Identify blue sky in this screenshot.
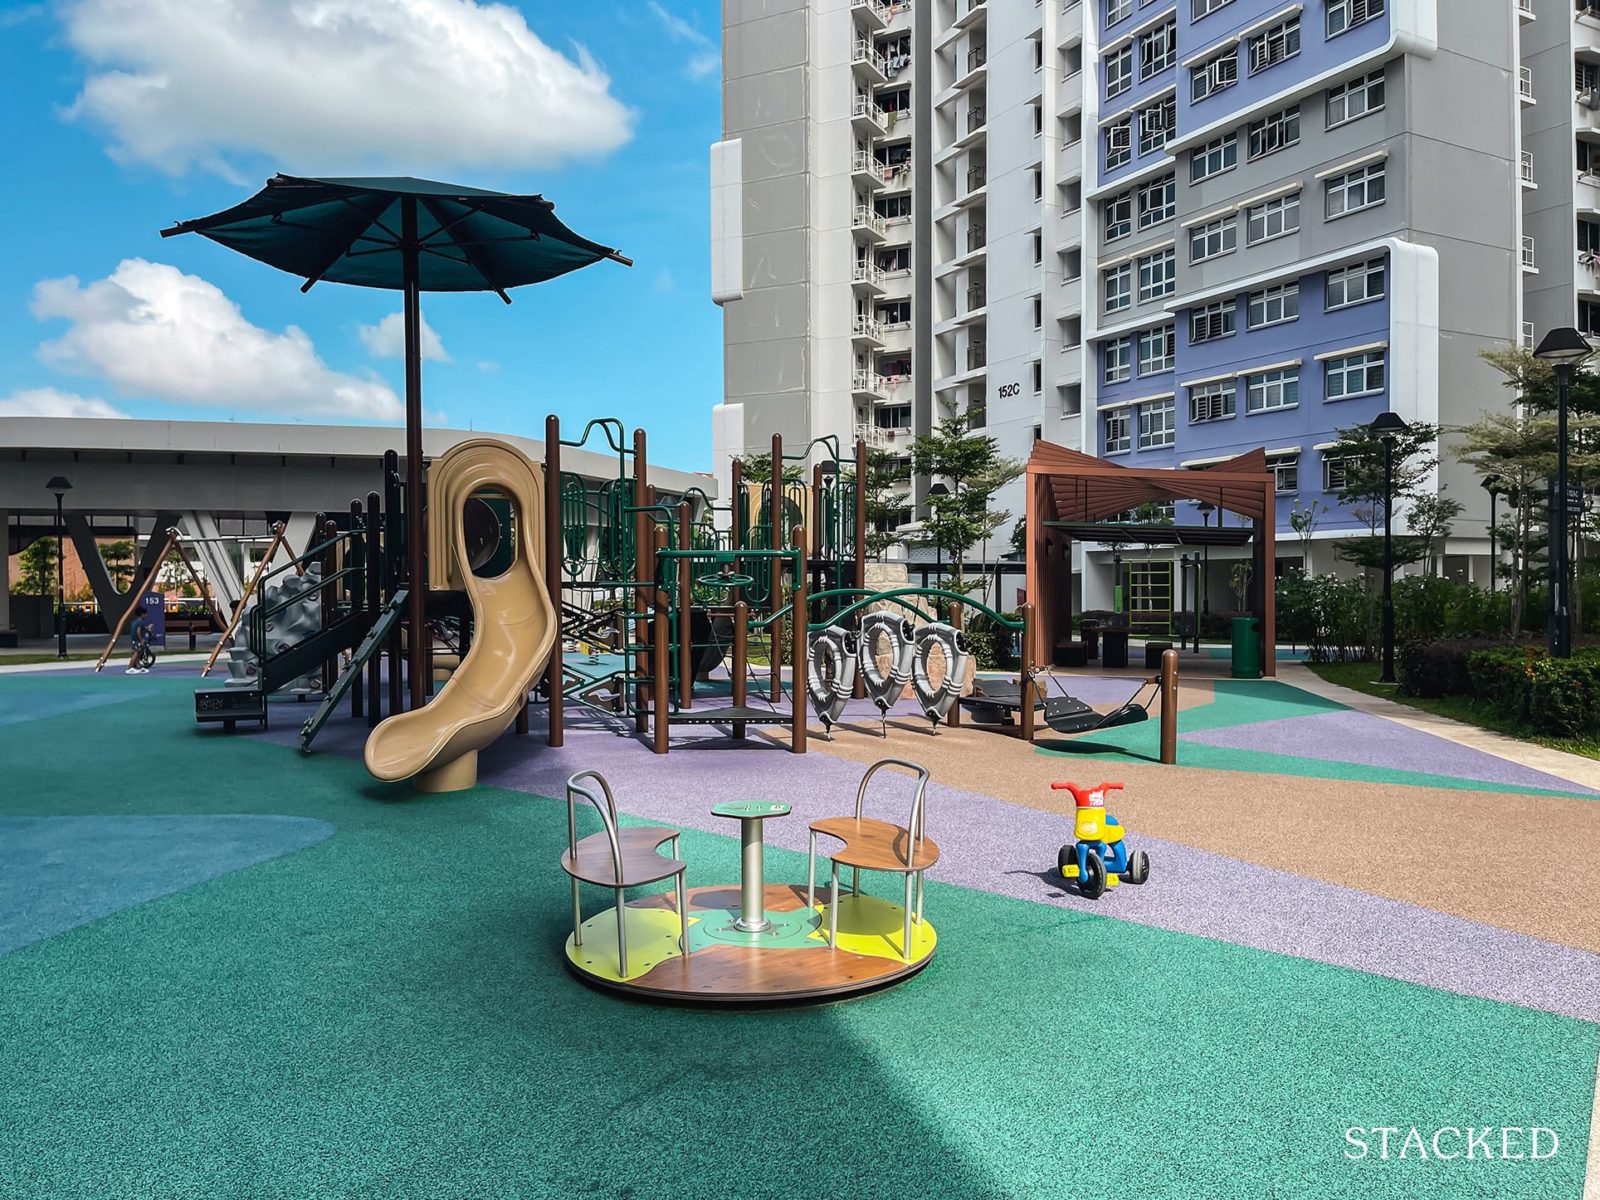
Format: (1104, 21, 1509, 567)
(0, 0, 724, 470)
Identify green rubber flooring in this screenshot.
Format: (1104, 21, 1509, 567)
(0, 673, 1594, 1198)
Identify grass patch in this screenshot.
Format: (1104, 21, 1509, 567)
(1305, 659, 1600, 761)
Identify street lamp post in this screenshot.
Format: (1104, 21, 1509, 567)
(1369, 412, 1409, 684)
(1534, 328, 1594, 658)
(45, 476, 72, 660)
(1480, 474, 1501, 594)
(1195, 503, 1213, 642)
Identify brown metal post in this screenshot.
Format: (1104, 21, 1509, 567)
(675, 501, 694, 709)
(1159, 648, 1179, 764)
(350, 500, 364, 720)
(653, 527, 670, 755)
(203, 521, 286, 675)
(854, 437, 867, 700)
(810, 463, 824, 597)
(516, 696, 530, 735)
(1019, 603, 1036, 743)
(633, 429, 650, 734)
(545, 414, 564, 746)
(319, 519, 337, 694)
(731, 455, 746, 608)
(770, 433, 783, 702)
(791, 543, 807, 754)
(732, 601, 749, 740)
(365, 491, 383, 726)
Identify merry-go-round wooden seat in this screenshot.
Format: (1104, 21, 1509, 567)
(561, 826, 685, 888)
(806, 758, 936, 960)
(808, 816, 940, 874)
(562, 771, 688, 980)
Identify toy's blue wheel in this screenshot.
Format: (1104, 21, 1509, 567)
(1080, 850, 1106, 900)
(1126, 849, 1150, 885)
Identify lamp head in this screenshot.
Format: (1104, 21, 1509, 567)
(1533, 327, 1595, 369)
(45, 475, 72, 498)
(1481, 474, 1502, 494)
(927, 482, 950, 497)
(1368, 411, 1409, 444)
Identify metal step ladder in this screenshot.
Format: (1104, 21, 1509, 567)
(298, 588, 408, 754)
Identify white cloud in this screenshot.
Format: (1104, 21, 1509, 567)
(59, 0, 635, 178)
(0, 388, 127, 419)
(359, 311, 450, 362)
(647, 2, 719, 80)
(31, 259, 403, 422)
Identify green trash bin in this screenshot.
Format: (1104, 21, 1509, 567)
(1231, 616, 1262, 679)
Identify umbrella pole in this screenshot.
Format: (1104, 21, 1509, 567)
(402, 196, 427, 712)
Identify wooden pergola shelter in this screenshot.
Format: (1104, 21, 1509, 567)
(1024, 441, 1278, 677)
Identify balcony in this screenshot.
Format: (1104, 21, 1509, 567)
(1580, 250, 1600, 296)
(967, 342, 987, 371)
(1523, 234, 1537, 270)
(1522, 150, 1536, 186)
(1522, 320, 1536, 350)
(851, 0, 890, 32)
(852, 260, 887, 293)
(852, 204, 888, 241)
(966, 283, 988, 311)
(955, 0, 987, 31)
(956, 45, 987, 91)
(856, 423, 912, 451)
(852, 369, 888, 400)
(967, 223, 987, 253)
(1517, 0, 1533, 16)
(882, 106, 912, 139)
(1519, 66, 1535, 104)
(1580, 0, 1600, 23)
(852, 39, 888, 84)
(852, 93, 887, 135)
(964, 163, 987, 196)
(968, 104, 987, 134)
(852, 314, 886, 345)
(852, 149, 888, 189)
(879, 158, 913, 191)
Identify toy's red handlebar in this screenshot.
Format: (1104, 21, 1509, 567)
(1050, 781, 1123, 803)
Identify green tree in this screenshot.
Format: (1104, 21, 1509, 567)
(731, 451, 806, 484)
(15, 537, 57, 595)
(1405, 491, 1464, 576)
(857, 450, 907, 560)
(909, 416, 1024, 596)
(99, 539, 135, 590)
(1289, 497, 1327, 575)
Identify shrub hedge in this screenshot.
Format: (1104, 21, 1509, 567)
(1464, 646, 1600, 739)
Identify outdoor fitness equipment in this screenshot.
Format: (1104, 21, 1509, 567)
(1051, 781, 1150, 900)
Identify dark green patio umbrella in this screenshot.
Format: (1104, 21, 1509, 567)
(162, 174, 630, 709)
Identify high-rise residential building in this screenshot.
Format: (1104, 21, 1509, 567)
(715, 0, 1531, 605)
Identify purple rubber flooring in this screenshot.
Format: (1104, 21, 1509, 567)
(1185, 708, 1600, 796)
(280, 702, 1600, 1024)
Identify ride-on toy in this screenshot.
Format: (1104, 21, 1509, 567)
(1052, 781, 1150, 899)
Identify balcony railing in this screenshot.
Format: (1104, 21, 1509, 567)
(853, 261, 885, 287)
(1518, 65, 1534, 101)
(852, 149, 882, 175)
(968, 104, 987, 133)
(968, 45, 988, 73)
(966, 0, 987, 13)
(1522, 150, 1535, 184)
(967, 283, 987, 310)
(852, 40, 887, 76)
(967, 342, 987, 370)
(852, 205, 888, 236)
(967, 224, 987, 252)
(1522, 234, 1537, 269)
(852, 94, 887, 129)
(883, 106, 911, 135)
(853, 314, 885, 340)
(851, 0, 890, 23)
(852, 369, 888, 396)
(855, 423, 909, 450)
(966, 164, 987, 192)
(1523, 320, 1536, 350)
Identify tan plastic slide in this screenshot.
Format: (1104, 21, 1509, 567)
(364, 438, 556, 792)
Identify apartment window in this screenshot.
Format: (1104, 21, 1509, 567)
(1328, 0, 1384, 38)
(878, 194, 913, 219)
(1138, 397, 1176, 448)
(1190, 47, 1239, 102)
(1581, 298, 1600, 337)
(1582, 61, 1600, 99)
(1267, 453, 1299, 494)
(1189, 381, 1236, 422)
(1192, 0, 1233, 17)
(1105, 410, 1132, 454)
(1246, 367, 1299, 412)
(1189, 300, 1235, 343)
(1104, 336, 1133, 383)
(1326, 161, 1386, 218)
(878, 246, 911, 272)
(1248, 16, 1300, 73)
(1327, 70, 1385, 127)
(1105, 192, 1134, 241)
(1326, 257, 1385, 308)
(1105, 263, 1133, 312)
(1141, 20, 1177, 79)
(1106, 119, 1132, 170)
(1062, 384, 1083, 415)
(1106, 0, 1133, 25)
(1033, 231, 1043, 265)
(1323, 455, 1350, 491)
(1031, 362, 1044, 395)
(1580, 218, 1600, 256)
(1139, 97, 1176, 155)
(1106, 46, 1134, 98)
(1034, 167, 1043, 200)
(1033, 295, 1043, 329)
(878, 300, 912, 325)
(1248, 106, 1300, 160)
(1325, 350, 1386, 400)
(1189, 216, 1236, 263)
(1191, 135, 1237, 182)
(1138, 247, 1176, 302)
(1139, 174, 1176, 227)
(1246, 193, 1300, 244)
(1248, 283, 1300, 328)
(1138, 324, 1176, 375)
